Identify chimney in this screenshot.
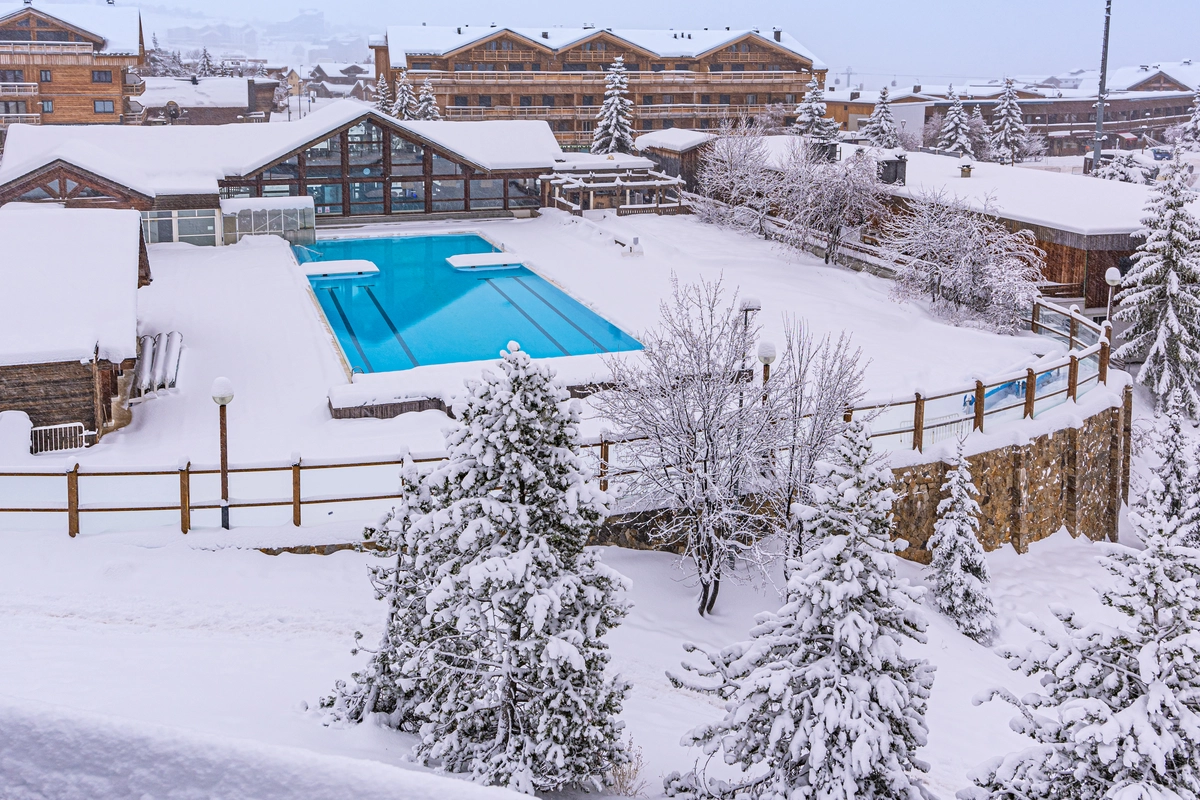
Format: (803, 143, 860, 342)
(913, 84, 921, 93)
(773, 28, 781, 42)
(960, 164, 974, 178)
(456, 27, 461, 34)
(542, 31, 549, 39)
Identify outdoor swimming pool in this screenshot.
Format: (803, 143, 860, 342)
(296, 235, 642, 373)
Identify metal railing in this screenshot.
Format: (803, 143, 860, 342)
(0, 301, 1118, 537)
(30, 423, 93, 455)
(0, 82, 37, 96)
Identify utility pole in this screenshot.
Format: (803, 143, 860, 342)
(843, 66, 854, 90)
(1091, 0, 1113, 174)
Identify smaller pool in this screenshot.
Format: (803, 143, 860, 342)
(296, 235, 642, 373)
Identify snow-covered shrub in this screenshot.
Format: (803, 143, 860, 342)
(1094, 152, 1153, 184)
(884, 190, 1043, 333)
(665, 421, 935, 800)
(862, 87, 900, 148)
(922, 111, 945, 148)
(693, 116, 781, 236)
(778, 148, 885, 265)
(938, 86, 974, 157)
(963, 531, 1200, 800)
(592, 57, 635, 154)
(928, 442, 996, 643)
(328, 346, 630, 794)
(1114, 152, 1200, 415)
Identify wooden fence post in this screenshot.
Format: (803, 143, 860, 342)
(974, 380, 986, 431)
(179, 461, 190, 534)
(843, 407, 853, 423)
(1099, 340, 1110, 384)
(1024, 368, 1037, 419)
(1122, 384, 1133, 503)
(1030, 301, 1041, 334)
(291, 454, 302, 527)
(1068, 314, 1078, 351)
(912, 393, 925, 452)
(1068, 355, 1079, 401)
(598, 439, 610, 493)
(67, 463, 79, 538)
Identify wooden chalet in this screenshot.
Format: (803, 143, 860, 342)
(633, 128, 716, 190)
(0, 101, 568, 240)
(0, 204, 148, 452)
(0, 0, 146, 137)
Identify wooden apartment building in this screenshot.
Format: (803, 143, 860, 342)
(0, 0, 146, 142)
(370, 25, 827, 146)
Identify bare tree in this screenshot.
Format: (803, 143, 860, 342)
(883, 190, 1044, 333)
(776, 148, 885, 265)
(922, 111, 945, 148)
(594, 277, 782, 616)
(694, 117, 780, 236)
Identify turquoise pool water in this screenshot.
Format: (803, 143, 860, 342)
(296, 235, 642, 373)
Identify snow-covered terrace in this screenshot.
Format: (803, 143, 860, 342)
(140, 77, 263, 110)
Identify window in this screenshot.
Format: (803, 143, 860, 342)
(306, 183, 343, 215)
(92, 70, 113, 83)
(346, 122, 384, 178)
(453, 95, 469, 106)
(746, 94, 757, 104)
(698, 119, 711, 129)
(36, 30, 66, 41)
(0, 26, 30, 41)
(469, 178, 504, 210)
(93, 99, 115, 113)
(39, 69, 50, 82)
(508, 63, 524, 71)
(731, 64, 745, 72)
(542, 95, 555, 107)
(0, 100, 25, 114)
(0, 69, 23, 82)
(261, 183, 299, 197)
(784, 93, 795, 104)
(663, 120, 675, 129)
(700, 94, 711, 104)
(719, 94, 731, 105)
(262, 155, 299, 180)
(582, 95, 595, 106)
(349, 181, 384, 215)
(431, 179, 464, 212)
(177, 209, 218, 246)
(642, 95, 654, 105)
(709, 64, 724, 72)
(642, 119, 654, 130)
(652, 64, 665, 72)
(580, 120, 594, 132)
(454, 63, 472, 71)
(564, 63, 586, 72)
(390, 136, 424, 176)
(675, 63, 690, 70)
(478, 95, 492, 107)
(431, 153, 462, 175)
(519, 95, 532, 107)
(39, 99, 52, 113)
(305, 134, 342, 178)
(411, 62, 431, 70)
(508, 178, 539, 208)
(390, 181, 425, 213)
(531, 63, 541, 71)
(625, 63, 639, 71)
(662, 94, 674, 104)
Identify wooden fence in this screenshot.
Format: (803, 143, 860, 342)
(0, 300, 1115, 537)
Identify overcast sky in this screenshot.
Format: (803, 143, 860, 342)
(137, 0, 1200, 86)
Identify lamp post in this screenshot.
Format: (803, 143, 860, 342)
(1104, 266, 1122, 323)
(757, 341, 776, 404)
(211, 377, 234, 530)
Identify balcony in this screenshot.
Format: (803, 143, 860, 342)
(420, 69, 809, 86)
(445, 103, 777, 122)
(0, 112, 40, 127)
(123, 75, 146, 96)
(0, 82, 37, 96)
(0, 41, 94, 56)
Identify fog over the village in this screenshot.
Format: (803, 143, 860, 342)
(134, 0, 1200, 85)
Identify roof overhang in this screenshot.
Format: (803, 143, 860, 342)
(0, 7, 105, 49)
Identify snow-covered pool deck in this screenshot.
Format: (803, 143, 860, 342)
(0, 209, 1052, 478)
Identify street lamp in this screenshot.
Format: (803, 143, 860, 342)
(757, 341, 776, 404)
(211, 377, 234, 530)
(1104, 266, 1122, 323)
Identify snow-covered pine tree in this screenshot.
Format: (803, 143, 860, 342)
(373, 72, 394, 116)
(968, 105, 993, 161)
(1113, 153, 1200, 415)
(792, 78, 841, 143)
(665, 420, 935, 800)
(938, 85, 974, 157)
(927, 441, 996, 644)
(1093, 151, 1152, 184)
(398, 344, 630, 794)
(989, 78, 1027, 164)
(255, 62, 268, 78)
(196, 47, 216, 77)
(1177, 90, 1200, 151)
(416, 77, 442, 121)
(964, 531, 1200, 800)
(862, 86, 900, 148)
(592, 57, 634, 154)
(392, 73, 417, 120)
(1136, 397, 1195, 548)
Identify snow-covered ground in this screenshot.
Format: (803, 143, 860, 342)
(0, 523, 1133, 798)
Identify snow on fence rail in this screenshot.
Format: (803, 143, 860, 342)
(0, 301, 1114, 536)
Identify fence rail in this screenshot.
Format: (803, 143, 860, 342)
(0, 301, 1115, 536)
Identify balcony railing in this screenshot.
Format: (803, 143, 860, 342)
(444, 102, 776, 121)
(0, 113, 40, 126)
(123, 76, 146, 96)
(419, 69, 810, 86)
(0, 82, 37, 96)
(0, 41, 93, 56)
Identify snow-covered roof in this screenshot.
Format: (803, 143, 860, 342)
(634, 128, 716, 153)
(0, 101, 565, 197)
(141, 77, 255, 110)
(310, 62, 369, 78)
(879, 148, 1181, 237)
(1049, 61, 1200, 94)
(550, 152, 657, 171)
(0, 204, 141, 366)
(382, 25, 824, 71)
(0, 1, 142, 55)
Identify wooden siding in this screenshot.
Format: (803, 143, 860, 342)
(0, 161, 154, 209)
(0, 359, 111, 430)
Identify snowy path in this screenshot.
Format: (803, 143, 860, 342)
(0, 527, 1121, 798)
